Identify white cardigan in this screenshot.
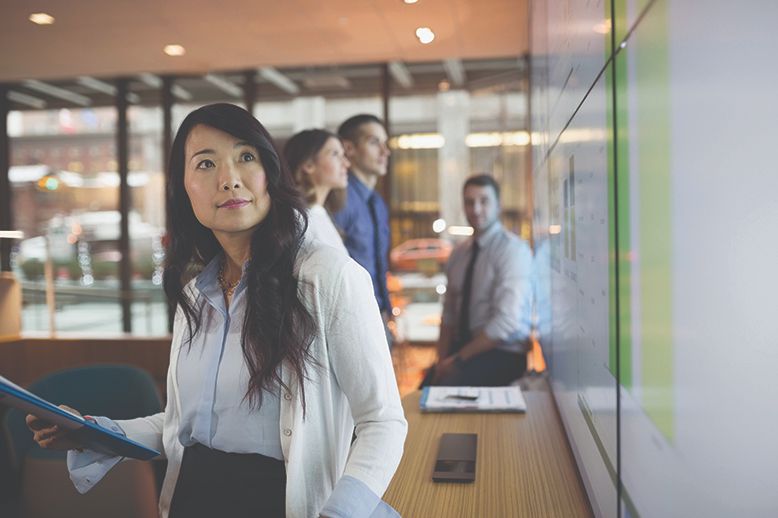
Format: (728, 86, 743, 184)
(117, 243, 407, 518)
(306, 204, 347, 254)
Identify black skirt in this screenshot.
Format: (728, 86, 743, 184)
(168, 443, 286, 518)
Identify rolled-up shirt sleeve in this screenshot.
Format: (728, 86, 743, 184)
(320, 475, 399, 518)
(482, 240, 533, 342)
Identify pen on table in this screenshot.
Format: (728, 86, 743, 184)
(445, 394, 479, 401)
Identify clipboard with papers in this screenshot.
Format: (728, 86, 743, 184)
(0, 374, 159, 460)
(420, 385, 527, 413)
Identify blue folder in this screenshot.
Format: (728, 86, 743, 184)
(0, 374, 159, 460)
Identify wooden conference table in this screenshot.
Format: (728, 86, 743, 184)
(383, 380, 592, 517)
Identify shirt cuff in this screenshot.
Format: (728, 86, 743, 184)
(66, 416, 126, 494)
(319, 475, 400, 518)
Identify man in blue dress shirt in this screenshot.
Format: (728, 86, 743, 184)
(333, 114, 393, 326)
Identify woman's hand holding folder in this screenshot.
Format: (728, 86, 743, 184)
(26, 405, 85, 451)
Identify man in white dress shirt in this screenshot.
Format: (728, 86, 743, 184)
(431, 174, 533, 386)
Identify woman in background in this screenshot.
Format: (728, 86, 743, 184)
(284, 129, 349, 252)
(27, 103, 406, 518)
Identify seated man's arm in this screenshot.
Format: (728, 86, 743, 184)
(456, 241, 533, 361)
(435, 324, 456, 370)
(453, 331, 502, 362)
(436, 324, 454, 360)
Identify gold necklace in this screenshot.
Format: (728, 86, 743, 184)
(218, 263, 240, 297)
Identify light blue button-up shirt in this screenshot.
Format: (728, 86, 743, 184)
(176, 256, 282, 458)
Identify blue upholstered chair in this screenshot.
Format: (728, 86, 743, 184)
(2, 364, 163, 518)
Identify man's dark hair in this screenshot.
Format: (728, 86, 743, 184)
(337, 114, 384, 142)
(463, 173, 501, 201)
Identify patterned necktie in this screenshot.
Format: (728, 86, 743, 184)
(455, 240, 480, 351)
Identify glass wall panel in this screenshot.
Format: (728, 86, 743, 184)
(6, 58, 529, 350)
(128, 105, 167, 335)
(10, 106, 122, 333)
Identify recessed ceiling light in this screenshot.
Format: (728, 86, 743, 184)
(164, 44, 186, 56)
(404, 0, 419, 4)
(29, 13, 55, 25)
(415, 27, 435, 44)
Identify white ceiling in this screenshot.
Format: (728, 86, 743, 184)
(0, 0, 528, 82)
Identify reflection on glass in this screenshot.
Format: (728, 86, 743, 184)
(10, 107, 123, 334)
(128, 105, 168, 336)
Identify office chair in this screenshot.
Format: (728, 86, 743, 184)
(2, 364, 163, 518)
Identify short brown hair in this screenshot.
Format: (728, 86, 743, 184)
(463, 173, 500, 201)
(337, 114, 384, 143)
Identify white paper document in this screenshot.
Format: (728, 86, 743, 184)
(420, 385, 527, 413)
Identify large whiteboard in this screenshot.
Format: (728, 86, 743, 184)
(530, 0, 778, 516)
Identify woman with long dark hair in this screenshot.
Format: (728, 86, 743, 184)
(284, 128, 349, 252)
(26, 103, 407, 518)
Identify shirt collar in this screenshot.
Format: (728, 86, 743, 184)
(194, 253, 249, 314)
(473, 220, 503, 249)
(194, 255, 223, 311)
(195, 254, 221, 291)
(348, 172, 374, 202)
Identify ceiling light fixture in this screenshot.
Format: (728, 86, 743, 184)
(204, 74, 242, 97)
(443, 58, 465, 86)
(258, 67, 300, 95)
(22, 79, 91, 106)
(388, 61, 414, 88)
(164, 44, 186, 57)
(171, 85, 193, 101)
(448, 226, 474, 236)
(29, 13, 55, 25)
(415, 27, 435, 44)
(138, 73, 190, 100)
(404, 0, 419, 4)
(138, 73, 163, 88)
(392, 133, 445, 150)
(8, 90, 47, 109)
(77, 76, 116, 96)
(76, 76, 140, 104)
